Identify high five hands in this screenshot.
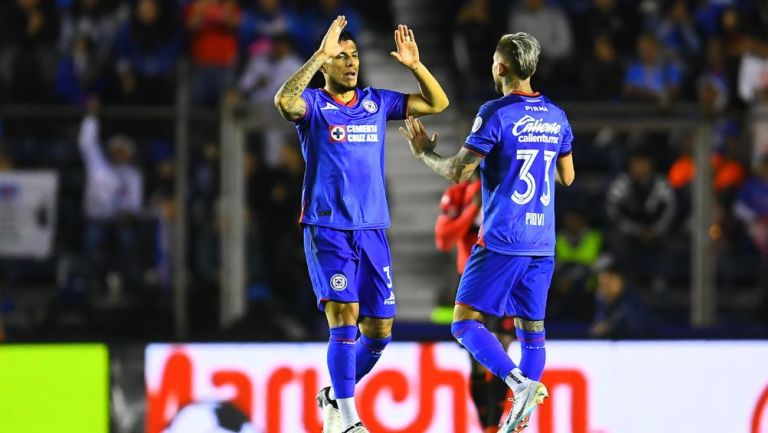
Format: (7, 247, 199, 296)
(390, 24, 421, 70)
(399, 116, 438, 158)
(321, 19, 421, 71)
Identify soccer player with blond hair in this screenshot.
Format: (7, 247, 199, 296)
(400, 32, 575, 432)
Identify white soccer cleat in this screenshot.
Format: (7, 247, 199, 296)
(498, 380, 548, 433)
(512, 414, 531, 432)
(316, 387, 342, 433)
(341, 422, 369, 433)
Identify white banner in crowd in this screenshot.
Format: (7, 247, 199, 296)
(0, 171, 58, 258)
(146, 342, 768, 433)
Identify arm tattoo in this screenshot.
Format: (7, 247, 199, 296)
(420, 150, 481, 183)
(515, 318, 545, 332)
(275, 52, 327, 118)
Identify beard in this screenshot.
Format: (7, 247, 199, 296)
(328, 76, 357, 92)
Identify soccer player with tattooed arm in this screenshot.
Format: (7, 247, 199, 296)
(273, 16, 448, 433)
(399, 32, 575, 432)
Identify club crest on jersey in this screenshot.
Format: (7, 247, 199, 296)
(362, 100, 378, 113)
(329, 125, 346, 142)
(330, 273, 347, 291)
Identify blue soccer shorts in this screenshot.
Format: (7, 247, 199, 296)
(303, 225, 396, 319)
(456, 245, 554, 320)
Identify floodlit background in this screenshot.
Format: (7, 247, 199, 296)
(0, 0, 767, 432)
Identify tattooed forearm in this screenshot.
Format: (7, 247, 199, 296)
(274, 52, 328, 120)
(515, 318, 545, 332)
(420, 149, 481, 183)
(279, 53, 326, 99)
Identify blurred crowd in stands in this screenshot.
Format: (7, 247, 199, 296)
(0, 0, 767, 342)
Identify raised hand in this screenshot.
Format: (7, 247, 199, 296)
(390, 24, 421, 70)
(318, 16, 348, 57)
(399, 116, 437, 158)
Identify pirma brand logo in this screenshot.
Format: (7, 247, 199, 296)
(384, 291, 395, 305)
(330, 274, 347, 291)
(329, 125, 346, 142)
(362, 100, 378, 113)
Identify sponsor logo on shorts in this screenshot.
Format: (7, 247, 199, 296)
(330, 274, 347, 291)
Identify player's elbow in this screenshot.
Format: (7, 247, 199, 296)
(420, 99, 449, 116)
(433, 98, 449, 114)
(560, 172, 575, 187)
(273, 93, 287, 111)
(274, 96, 301, 121)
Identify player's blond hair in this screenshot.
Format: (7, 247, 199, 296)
(496, 32, 540, 80)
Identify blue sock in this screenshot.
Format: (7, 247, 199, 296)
(328, 325, 357, 399)
(452, 320, 517, 380)
(355, 334, 391, 382)
(516, 327, 546, 381)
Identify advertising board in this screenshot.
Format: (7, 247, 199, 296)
(145, 342, 768, 433)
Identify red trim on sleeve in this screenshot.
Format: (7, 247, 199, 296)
(463, 145, 487, 158)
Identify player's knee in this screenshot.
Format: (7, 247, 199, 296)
(324, 302, 359, 327)
(359, 317, 393, 339)
(453, 304, 484, 322)
(514, 318, 545, 332)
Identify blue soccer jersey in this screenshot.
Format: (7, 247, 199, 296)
(464, 91, 573, 256)
(294, 87, 408, 229)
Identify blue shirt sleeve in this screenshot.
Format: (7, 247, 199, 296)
(378, 89, 408, 121)
(464, 104, 502, 157)
(293, 88, 318, 125)
(560, 113, 573, 157)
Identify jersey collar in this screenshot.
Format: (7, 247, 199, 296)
(321, 88, 359, 107)
(506, 90, 540, 97)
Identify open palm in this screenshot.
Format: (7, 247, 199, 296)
(390, 25, 420, 69)
(399, 116, 437, 158)
(319, 16, 347, 57)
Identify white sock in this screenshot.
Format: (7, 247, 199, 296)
(504, 368, 530, 396)
(328, 387, 336, 401)
(337, 397, 361, 429)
